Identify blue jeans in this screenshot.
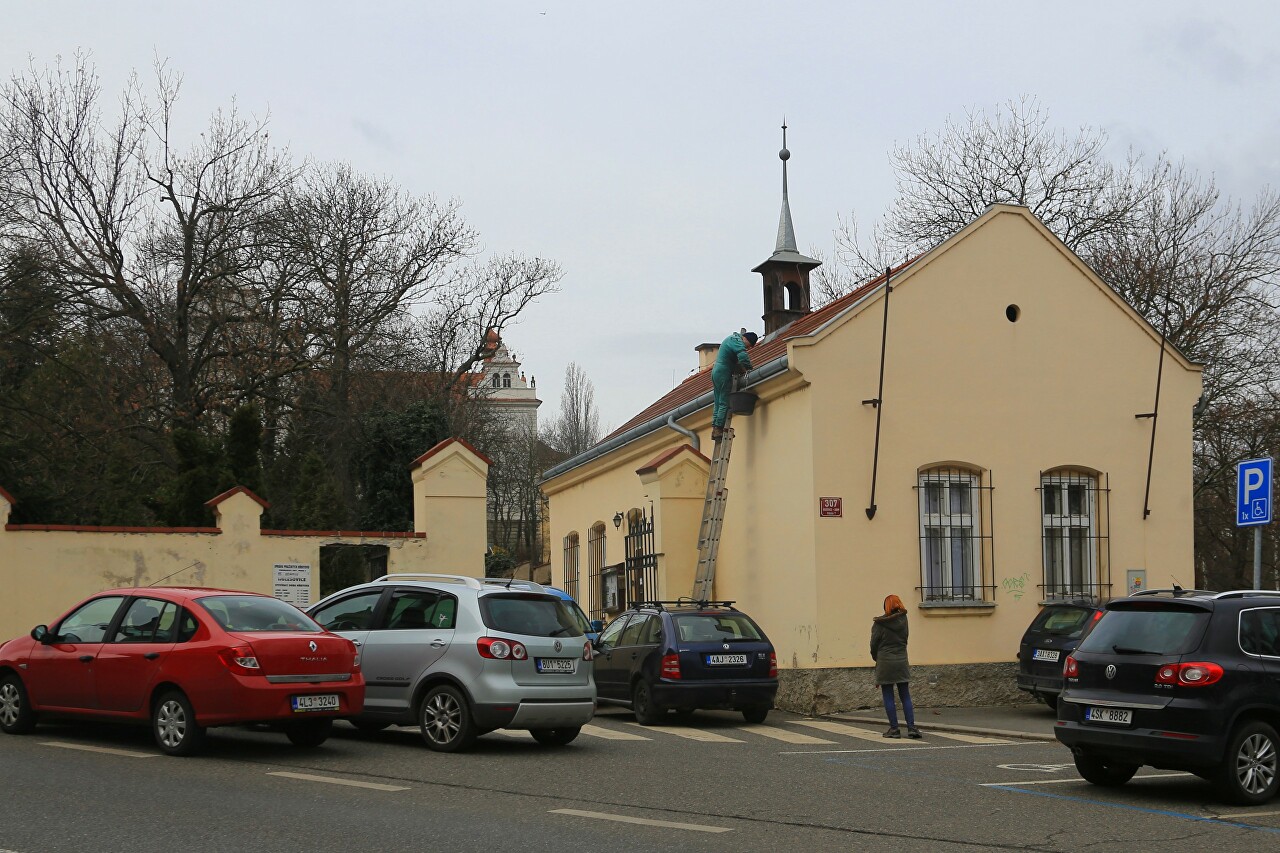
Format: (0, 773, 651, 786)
(881, 682, 915, 729)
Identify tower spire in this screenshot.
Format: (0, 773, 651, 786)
(774, 119, 799, 254)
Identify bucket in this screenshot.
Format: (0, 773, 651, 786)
(728, 391, 758, 415)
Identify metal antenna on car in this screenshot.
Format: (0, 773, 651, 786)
(146, 561, 200, 587)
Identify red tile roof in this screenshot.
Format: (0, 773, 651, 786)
(636, 444, 709, 475)
(603, 258, 918, 442)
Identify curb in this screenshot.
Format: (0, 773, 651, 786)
(827, 712, 1059, 742)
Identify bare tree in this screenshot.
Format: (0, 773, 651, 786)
(1, 57, 294, 431)
(543, 362, 600, 456)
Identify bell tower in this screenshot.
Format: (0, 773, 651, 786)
(753, 122, 821, 336)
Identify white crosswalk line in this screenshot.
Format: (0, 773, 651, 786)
(738, 724, 835, 744)
(789, 719, 908, 743)
(493, 729, 536, 740)
(920, 729, 1011, 745)
(581, 723, 651, 741)
(625, 723, 744, 742)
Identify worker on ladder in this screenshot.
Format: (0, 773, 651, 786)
(711, 329, 759, 442)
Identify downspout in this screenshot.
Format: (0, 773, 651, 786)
(666, 414, 700, 453)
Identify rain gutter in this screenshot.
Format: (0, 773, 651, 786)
(540, 355, 790, 483)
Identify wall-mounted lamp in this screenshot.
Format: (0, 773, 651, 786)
(613, 511, 624, 530)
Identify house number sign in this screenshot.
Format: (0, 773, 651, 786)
(819, 497, 842, 518)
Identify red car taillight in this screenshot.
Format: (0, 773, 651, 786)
(583, 641, 593, 661)
(1063, 655, 1079, 678)
(768, 651, 778, 678)
(661, 653, 682, 679)
(477, 637, 528, 660)
(217, 645, 263, 675)
(1155, 661, 1224, 687)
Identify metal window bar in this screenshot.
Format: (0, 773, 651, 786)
(915, 468, 997, 602)
(586, 525, 606, 620)
(623, 509, 658, 610)
(562, 534, 580, 602)
(1038, 470, 1111, 601)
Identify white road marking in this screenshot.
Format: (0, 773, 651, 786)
(789, 720, 900, 742)
(492, 729, 536, 739)
(738, 724, 835, 744)
(782, 741, 1042, 755)
(40, 742, 158, 758)
(581, 723, 651, 741)
(268, 771, 409, 791)
(981, 772, 1192, 787)
(551, 808, 731, 833)
(1211, 809, 1280, 819)
(624, 723, 743, 742)
(919, 730, 1012, 745)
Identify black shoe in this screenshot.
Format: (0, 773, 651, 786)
(883, 727, 901, 739)
(907, 727, 922, 739)
(712, 427, 724, 441)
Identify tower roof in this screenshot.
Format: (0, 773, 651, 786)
(754, 121, 820, 272)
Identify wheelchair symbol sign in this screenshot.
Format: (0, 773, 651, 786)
(1237, 458, 1273, 527)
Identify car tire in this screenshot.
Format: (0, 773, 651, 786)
(152, 690, 206, 757)
(0, 673, 37, 735)
(741, 706, 769, 724)
(1074, 751, 1138, 787)
(419, 685, 478, 752)
(285, 718, 333, 748)
(632, 680, 663, 726)
(530, 727, 581, 746)
(1216, 720, 1280, 805)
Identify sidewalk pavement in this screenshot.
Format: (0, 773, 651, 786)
(828, 702, 1061, 742)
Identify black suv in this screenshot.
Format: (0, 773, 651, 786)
(1055, 589, 1280, 804)
(592, 600, 777, 724)
(1016, 601, 1104, 710)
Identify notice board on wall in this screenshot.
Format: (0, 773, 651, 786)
(273, 563, 312, 607)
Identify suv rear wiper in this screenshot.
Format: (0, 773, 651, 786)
(1112, 645, 1162, 655)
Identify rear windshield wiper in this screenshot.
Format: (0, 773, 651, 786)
(1112, 645, 1163, 655)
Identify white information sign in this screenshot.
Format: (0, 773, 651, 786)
(273, 563, 312, 607)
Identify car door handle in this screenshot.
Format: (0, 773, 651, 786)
(430, 640, 446, 648)
(351, 640, 362, 647)
(78, 655, 92, 663)
(144, 653, 160, 660)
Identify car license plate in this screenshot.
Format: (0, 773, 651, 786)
(1085, 706, 1133, 725)
(705, 654, 748, 666)
(292, 694, 339, 713)
(1032, 649, 1060, 662)
(536, 658, 576, 674)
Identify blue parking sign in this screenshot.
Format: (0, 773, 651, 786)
(1237, 458, 1272, 527)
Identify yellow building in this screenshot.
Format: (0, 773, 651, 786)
(542, 152, 1201, 712)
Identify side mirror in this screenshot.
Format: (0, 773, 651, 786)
(30, 625, 49, 643)
(590, 620, 604, 634)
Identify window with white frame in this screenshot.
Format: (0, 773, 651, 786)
(1040, 471, 1106, 599)
(917, 468, 984, 601)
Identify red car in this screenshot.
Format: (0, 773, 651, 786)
(0, 587, 364, 755)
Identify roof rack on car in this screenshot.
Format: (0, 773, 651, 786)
(1212, 590, 1280, 599)
(373, 573, 483, 589)
(478, 578, 547, 592)
(631, 599, 736, 611)
(1129, 588, 1215, 598)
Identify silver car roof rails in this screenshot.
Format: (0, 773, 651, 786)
(478, 578, 548, 592)
(1130, 587, 1215, 598)
(1213, 590, 1280, 599)
(373, 573, 484, 589)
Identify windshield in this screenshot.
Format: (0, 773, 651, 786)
(1077, 605, 1209, 656)
(198, 595, 322, 633)
(672, 612, 764, 643)
(1029, 606, 1094, 638)
(479, 593, 585, 638)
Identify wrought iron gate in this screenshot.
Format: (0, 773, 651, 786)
(624, 508, 657, 608)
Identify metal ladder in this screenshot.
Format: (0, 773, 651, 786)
(691, 420, 736, 600)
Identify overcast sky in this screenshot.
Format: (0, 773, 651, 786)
(4, 2, 1279, 432)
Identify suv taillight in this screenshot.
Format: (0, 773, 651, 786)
(1154, 661, 1224, 687)
(217, 645, 263, 674)
(1063, 655, 1079, 678)
(661, 653, 682, 679)
(583, 641, 592, 661)
(477, 637, 528, 660)
(768, 651, 778, 678)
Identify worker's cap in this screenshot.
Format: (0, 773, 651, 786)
(743, 332, 759, 345)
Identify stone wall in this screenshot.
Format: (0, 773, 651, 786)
(776, 663, 1034, 715)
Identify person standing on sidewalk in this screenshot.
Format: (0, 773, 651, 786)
(871, 594, 922, 739)
(710, 329, 758, 442)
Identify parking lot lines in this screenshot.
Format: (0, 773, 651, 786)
(40, 741, 158, 758)
(624, 723, 744, 742)
(268, 771, 409, 792)
(916, 730, 1012, 745)
(788, 720, 900, 742)
(580, 723, 651, 740)
(980, 772, 1191, 787)
(738, 724, 836, 744)
(550, 808, 731, 833)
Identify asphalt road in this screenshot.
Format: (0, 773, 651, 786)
(2, 707, 1278, 852)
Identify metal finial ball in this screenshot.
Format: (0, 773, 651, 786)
(779, 148, 790, 161)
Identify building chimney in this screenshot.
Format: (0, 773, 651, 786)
(695, 343, 720, 371)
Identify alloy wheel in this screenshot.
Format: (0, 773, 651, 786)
(1236, 732, 1278, 796)
(422, 691, 462, 746)
(156, 699, 188, 750)
(0, 682, 19, 727)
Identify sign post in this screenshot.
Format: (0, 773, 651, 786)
(1236, 458, 1272, 590)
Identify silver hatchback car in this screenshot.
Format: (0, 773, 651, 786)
(307, 574, 595, 751)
